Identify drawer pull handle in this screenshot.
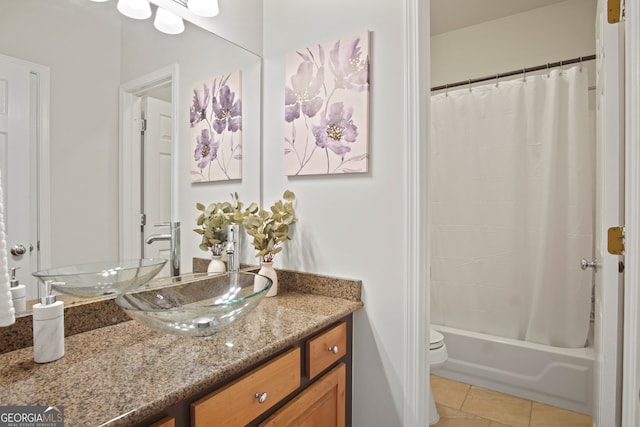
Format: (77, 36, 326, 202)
(255, 392, 268, 404)
(328, 345, 339, 354)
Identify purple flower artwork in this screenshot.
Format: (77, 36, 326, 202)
(284, 31, 370, 175)
(191, 71, 242, 182)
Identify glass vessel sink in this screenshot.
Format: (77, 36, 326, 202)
(33, 259, 167, 298)
(115, 272, 272, 337)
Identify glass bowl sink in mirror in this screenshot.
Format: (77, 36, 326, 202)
(33, 259, 167, 298)
(115, 272, 272, 337)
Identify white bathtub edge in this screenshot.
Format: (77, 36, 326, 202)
(432, 324, 594, 416)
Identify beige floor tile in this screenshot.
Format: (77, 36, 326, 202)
(430, 374, 471, 410)
(432, 403, 492, 427)
(461, 386, 532, 427)
(530, 402, 593, 426)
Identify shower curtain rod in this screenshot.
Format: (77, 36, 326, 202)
(431, 54, 596, 92)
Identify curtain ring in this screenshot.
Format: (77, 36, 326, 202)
(495, 73, 499, 87)
(546, 63, 551, 77)
(522, 68, 527, 82)
(468, 79, 472, 92)
(445, 83, 448, 97)
(579, 57, 583, 71)
(559, 60, 564, 74)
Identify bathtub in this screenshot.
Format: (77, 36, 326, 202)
(431, 324, 594, 415)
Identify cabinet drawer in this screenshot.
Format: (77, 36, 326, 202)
(259, 363, 346, 427)
(191, 347, 301, 427)
(306, 322, 347, 379)
(148, 416, 174, 427)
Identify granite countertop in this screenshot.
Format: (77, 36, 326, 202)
(0, 270, 363, 427)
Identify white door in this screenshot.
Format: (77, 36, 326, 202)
(142, 96, 172, 276)
(0, 58, 33, 301)
(593, 1, 624, 425)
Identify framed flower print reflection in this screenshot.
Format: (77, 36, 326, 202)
(191, 71, 242, 182)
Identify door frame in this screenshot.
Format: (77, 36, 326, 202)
(594, 0, 624, 423)
(119, 64, 179, 260)
(623, 0, 640, 424)
(405, 0, 430, 425)
(407, 2, 640, 427)
(0, 54, 51, 277)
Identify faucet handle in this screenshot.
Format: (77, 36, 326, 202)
(154, 222, 180, 228)
(226, 224, 239, 244)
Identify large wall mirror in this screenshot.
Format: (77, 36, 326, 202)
(0, 0, 262, 313)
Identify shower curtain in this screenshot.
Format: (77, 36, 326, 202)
(430, 66, 594, 348)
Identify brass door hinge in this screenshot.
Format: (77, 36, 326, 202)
(608, 0, 621, 23)
(608, 226, 625, 255)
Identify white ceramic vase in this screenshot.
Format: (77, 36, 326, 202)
(256, 261, 278, 297)
(207, 255, 226, 273)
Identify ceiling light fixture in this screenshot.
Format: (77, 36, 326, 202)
(117, 0, 152, 20)
(154, 7, 185, 34)
(187, 0, 219, 17)
(88, 0, 197, 35)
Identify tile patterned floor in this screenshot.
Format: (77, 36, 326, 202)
(430, 374, 593, 427)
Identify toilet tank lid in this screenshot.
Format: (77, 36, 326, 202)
(429, 329, 444, 345)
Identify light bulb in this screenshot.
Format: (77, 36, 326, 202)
(187, 0, 219, 18)
(154, 7, 185, 35)
(117, 0, 152, 20)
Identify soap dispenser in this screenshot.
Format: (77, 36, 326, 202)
(9, 267, 26, 314)
(32, 280, 64, 363)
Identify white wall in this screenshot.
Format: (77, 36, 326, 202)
(0, 0, 121, 269)
(431, 0, 596, 87)
(152, 0, 263, 56)
(263, 1, 408, 425)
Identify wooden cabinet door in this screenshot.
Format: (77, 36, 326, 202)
(260, 363, 346, 427)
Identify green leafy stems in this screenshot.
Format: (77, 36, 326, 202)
(243, 190, 297, 262)
(193, 192, 257, 252)
(194, 191, 297, 262)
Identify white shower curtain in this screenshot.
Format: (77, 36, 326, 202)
(430, 66, 594, 348)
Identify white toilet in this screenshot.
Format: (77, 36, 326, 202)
(429, 328, 448, 425)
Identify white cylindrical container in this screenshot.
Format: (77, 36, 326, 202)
(32, 281, 64, 363)
(10, 284, 26, 314)
(9, 267, 26, 314)
(207, 255, 226, 273)
(257, 261, 278, 297)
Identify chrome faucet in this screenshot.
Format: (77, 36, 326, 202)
(225, 224, 240, 274)
(145, 221, 180, 276)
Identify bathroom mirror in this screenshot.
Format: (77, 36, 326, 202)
(0, 0, 262, 315)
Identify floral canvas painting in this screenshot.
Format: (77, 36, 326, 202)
(284, 31, 370, 175)
(191, 71, 242, 182)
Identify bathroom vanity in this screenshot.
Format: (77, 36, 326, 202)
(0, 270, 362, 426)
(145, 319, 350, 427)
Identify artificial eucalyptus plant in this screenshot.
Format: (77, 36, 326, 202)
(194, 192, 257, 252)
(242, 190, 297, 262)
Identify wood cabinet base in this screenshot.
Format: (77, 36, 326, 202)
(260, 364, 346, 427)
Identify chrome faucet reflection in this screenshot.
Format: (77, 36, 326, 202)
(225, 224, 240, 274)
(145, 222, 180, 276)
